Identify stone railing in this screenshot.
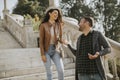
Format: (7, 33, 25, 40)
(3, 14, 37, 48)
(107, 39, 120, 80)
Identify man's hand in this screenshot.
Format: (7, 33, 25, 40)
(88, 52, 100, 60)
(41, 55, 47, 62)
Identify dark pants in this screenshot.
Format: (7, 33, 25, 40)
(78, 73, 102, 80)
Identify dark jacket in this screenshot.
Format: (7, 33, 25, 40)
(68, 30, 111, 80)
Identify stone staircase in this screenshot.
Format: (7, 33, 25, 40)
(0, 48, 75, 80)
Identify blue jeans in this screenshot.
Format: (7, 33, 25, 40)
(78, 73, 102, 80)
(44, 44, 64, 80)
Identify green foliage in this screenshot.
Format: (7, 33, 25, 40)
(13, 0, 48, 18)
(60, 0, 96, 20)
(23, 14, 32, 19)
(32, 14, 41, 32)
(93, 0, 120, 42)
(37, 0, 49, 9)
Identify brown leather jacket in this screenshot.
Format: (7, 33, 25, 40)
(39, 22, 63, 56)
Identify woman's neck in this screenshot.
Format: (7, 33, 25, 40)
(49, 19, 55, 24)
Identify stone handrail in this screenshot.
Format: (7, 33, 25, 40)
(3, 14, 37, 48)
(108, 38, 120, 80)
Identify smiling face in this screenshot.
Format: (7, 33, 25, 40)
(78, 18, 86, 31)
(42, 8, 62, 23)
(49, 10, 58, 21)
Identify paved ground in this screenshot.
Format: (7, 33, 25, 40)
(0, 21, 21, 49)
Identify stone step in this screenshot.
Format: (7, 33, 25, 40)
(0, 48, 74, 78)
(0, 69, 75, 80)
(0, 56, 73, 71)
(0, 48, 68, 59)
(0, 63, 75, 78)
(0, 48, 70, 71)
(54, 76, 75, 80)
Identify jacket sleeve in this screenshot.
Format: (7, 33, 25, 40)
(39, 24, 45, 56)
(98, 32, 111, 56)
(67, 36, 80, 56)
(68, 44, 77, 56)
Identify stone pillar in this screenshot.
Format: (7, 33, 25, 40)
(49, 0, 60, 7)
(24, 18, 36, 48)
(3, 0, 9, 19)
(2, 0, 9, 29)
(3, 0, 9, 13)
(4, 0, 7, 10)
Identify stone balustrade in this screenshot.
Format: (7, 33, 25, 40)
(108, 39, 120, 80)
(3, 14, 37, 48)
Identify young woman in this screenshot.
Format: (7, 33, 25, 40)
(39, 8, 64, 80)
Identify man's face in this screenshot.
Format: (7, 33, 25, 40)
(78, 18, 86, 31)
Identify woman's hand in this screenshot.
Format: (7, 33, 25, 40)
(41, 55, 47, 62)
(62, 39, 69, 45)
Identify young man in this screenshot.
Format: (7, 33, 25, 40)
(65, 17, 111, 80)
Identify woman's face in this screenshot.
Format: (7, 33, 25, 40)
(49, 10, 58, 21)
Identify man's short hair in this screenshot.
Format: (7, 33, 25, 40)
(83, 17, 94, 27)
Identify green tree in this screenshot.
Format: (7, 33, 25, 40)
(60, 0, 96, 20)
(28, 0, 49, 15)
(92, 0, 120, 42)
(13, 0, 45, 18)
(37, 0, 49, 9)
(13, 0, 30, 15)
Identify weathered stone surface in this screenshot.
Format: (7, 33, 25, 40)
(0, 48, 75, 79)
(0, 25, 21, 49)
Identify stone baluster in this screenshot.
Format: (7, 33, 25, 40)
(112, 59, 119, 80)
(23, 18, 36, 48)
